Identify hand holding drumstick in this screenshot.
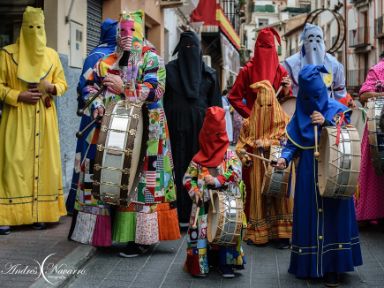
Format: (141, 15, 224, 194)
(310, 111, 325, 159)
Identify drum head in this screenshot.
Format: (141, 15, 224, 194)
(207, 193, 220, 243)
(281, 97, 296, 117)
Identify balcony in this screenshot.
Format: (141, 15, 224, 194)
(376, 16, 384, 38)
(160, 0, 184, 9)
(348, 27, 370, 48)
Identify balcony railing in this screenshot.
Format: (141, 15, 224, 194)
(160, 0, 184, 9)
(376, 16, 384, 38)
(348, 27, 370, 47)
(347, 69, 367, 88)
(253, 4, 275, 13)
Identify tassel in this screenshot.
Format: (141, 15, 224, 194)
(92, 214, 112, 247)
(355, 184, 360, 200)
(185, 249, 201, 276)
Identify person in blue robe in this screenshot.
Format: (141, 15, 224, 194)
(66, 18, 117, 213)
(274, 64, 362, 287)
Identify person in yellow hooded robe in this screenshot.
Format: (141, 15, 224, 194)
(0, 6, 68, 235)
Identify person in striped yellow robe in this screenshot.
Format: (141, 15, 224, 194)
(236, 80, 293, 247)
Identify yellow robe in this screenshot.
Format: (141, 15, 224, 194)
(0, 44, 67, 225)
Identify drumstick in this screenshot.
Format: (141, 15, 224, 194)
(192, 206, 200, 229)
(77, 85, 106, 116)
(275, 85, 283, 98)
(209, 190, 216, 214)
(239, 148, 272, 163)
(314, 125, 320, 159)
(76, 116, 102, 138)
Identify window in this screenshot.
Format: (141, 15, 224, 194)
(258, 18, 269, 28)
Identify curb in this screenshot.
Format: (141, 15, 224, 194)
(29, 245, 96, 288)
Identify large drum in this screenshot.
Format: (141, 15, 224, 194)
(318, 126, 361, 198)
(92, 100, 146, 206)
(367, 97, 384, 173)
(262, 145, 292, 198)
(281, 97, 296, 118)
(207, 191, 243, 246)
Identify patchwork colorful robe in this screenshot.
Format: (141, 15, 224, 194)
(69, 48, 180, 246)
(183, 150, 245, 276)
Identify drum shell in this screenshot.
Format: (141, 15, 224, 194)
(92, 100, 146, 206)
(318, 126, 360, 198)
(207, 191, 243, 246)
(262, 145, 292, 198)
(367, 97, 384, 173)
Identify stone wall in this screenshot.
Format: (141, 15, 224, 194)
(56, 54, 81, 196)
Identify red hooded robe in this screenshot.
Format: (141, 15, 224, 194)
(228, 27, 291, 118)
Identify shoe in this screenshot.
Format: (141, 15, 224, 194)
(0, 226, 10, 235)
(119, 243, 149, 258)
(324, 272, 339, 287)
(219, 265, 235, 278)
(192, 273, 207, 278)
(32, 223, 47, 230)
(276, 239, 290, 250)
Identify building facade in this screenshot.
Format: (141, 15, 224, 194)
(243, 0, 309, 61)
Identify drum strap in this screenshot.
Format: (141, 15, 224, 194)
(335, 112, 346, 146)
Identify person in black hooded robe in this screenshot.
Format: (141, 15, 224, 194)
(163, 31, 222, 226)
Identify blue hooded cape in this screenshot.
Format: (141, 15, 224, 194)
(286, 64, 350, 148)
(77, 18, 117, 108)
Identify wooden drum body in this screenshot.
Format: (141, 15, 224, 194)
(262, 145, 291, 198)
(367, 97, 384, 172)
(92, 100, 145, 206)
(207, 191, 243, 246)
(318, 126, 360, 198)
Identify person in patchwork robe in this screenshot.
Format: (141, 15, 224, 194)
(183, 106, 245, 278)
(68, 10, 180, 257)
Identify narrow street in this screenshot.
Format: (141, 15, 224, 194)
(66, 224, 384, 287)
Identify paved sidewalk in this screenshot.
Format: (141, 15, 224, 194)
(0, 216, 86, 288)
(65, 225, 384, 288)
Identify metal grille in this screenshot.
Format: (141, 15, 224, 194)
(87, 0, 102, 54)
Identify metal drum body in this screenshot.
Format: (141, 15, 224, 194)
(367, 97, 384, 172)
(318, 126, 360, 198)
(92, 100, 144, 206)
(281, 97, 296, 118)
(262, 145, 292, 198)
(350, 107, 367, 139)
(207, 191, 243, 246)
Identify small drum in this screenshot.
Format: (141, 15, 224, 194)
(92, 100, 146, 206)
(262, 145, 292, 197)
(207, 191, 243, 246)
(350, 107, 367, 139)
(367, 97, 384, 173)
(318, 126, 361, 198)
(281, 97, 296, 118)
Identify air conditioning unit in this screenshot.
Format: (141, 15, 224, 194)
(202, 55, 211, 67)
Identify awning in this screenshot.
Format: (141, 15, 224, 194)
(190, 0, 240, 50)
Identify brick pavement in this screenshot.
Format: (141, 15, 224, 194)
(0, 216, 80, 288)
(65, 224, 384, 288)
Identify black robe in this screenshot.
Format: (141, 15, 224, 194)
(164, 62, 222, 223)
